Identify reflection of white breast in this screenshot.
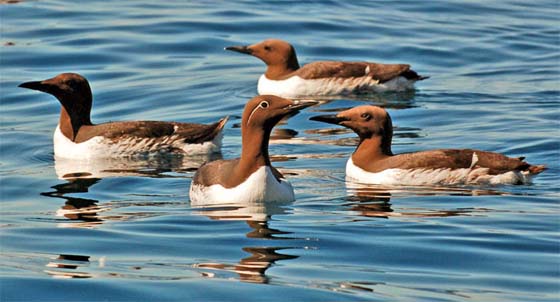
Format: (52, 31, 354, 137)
(53, 125, 222, 159)
(189, 166, 295, 204)
(345, 158, 532, 186)
(54, 153, 210, 179)
(257, 74, 414, 98)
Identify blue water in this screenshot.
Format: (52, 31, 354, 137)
(1, 0, 559, 301)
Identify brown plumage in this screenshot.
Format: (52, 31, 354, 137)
(295, 61, 419, 83)
(226, 39, 428, 82)
(75, 120, 226, 145)
(192, 96, 317, 188)
(193, 158, 286, 189)
(310, 105, 546, 184)
(19, 73, 227, 156)
(369, 149, 535, 175)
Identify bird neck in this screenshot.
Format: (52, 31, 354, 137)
(58, 105, 92, 141)
(264, 54, 300, 79)
(352, 136, 393, 167)
(239, 125, 272, 173)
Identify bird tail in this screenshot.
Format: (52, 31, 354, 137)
(401, 69, 429, 81)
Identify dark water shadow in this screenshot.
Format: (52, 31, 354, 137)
(343, 181, 517, 219)
(190, 200, 299, 284)
(40, 177, 166, 229)
(41, 153, 219, 228)
(294, 89, 418, 110)
(44, 254, 94, 279)
(40, 178, 104, 228)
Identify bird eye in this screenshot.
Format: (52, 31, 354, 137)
(264, 45, 271, 51)
(361, 113, 371, 121)
(260, 101, 269, 108)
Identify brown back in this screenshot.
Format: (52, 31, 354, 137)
(293, 61, 412, 82)
(75, 118, 227, 144)
(359, 149, 532, 174)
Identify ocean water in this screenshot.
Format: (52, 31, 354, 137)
(1, 1, 559, 301)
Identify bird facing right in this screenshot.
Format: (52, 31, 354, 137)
(310, 106, 546, 186)
(190, 95, 317, 204)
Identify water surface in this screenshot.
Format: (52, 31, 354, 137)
(1, 1, 559, 301)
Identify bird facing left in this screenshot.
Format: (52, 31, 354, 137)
(19, 73, 228, 159)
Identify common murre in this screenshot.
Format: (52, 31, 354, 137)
(189, 95, 317, 203)
(19, 73, 228, 159)
(226, 39, 428, 98)
(310, 105, 546, 186)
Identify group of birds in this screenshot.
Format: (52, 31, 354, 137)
(19, 39, 546, 203)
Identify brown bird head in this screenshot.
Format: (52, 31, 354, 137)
(242, 95, 317, 133)
(310, 105, 393, 152)
(239, 95, 316, 169)
(226, 39, 300, 78)
(19, 73, 93, 139)
(19, 73, 93, 113)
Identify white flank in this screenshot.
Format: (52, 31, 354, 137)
(189, 166, 295, 204)
(257, 74, 416, 98)
(345, 158, 532, 186)
(53, 125, 222, 159)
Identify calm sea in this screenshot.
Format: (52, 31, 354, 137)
(1, 1, 559, 301)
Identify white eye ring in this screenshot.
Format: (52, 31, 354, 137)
(259, 101, 269, 109)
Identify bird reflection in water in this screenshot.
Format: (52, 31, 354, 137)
(54, 153, 220, 179)
(191, 200, 299, 284)
(43, 154, 219, 228)
(41, 178, 105, 228)
(345, 181, 508, 219)
(44, 254, 98, 279)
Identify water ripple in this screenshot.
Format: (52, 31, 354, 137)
(1, 1, 558, 301)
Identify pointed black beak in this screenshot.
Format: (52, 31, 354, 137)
(284, 99, 318, 112)
(309, 114, 349, 125)
(18, 80, 49, 92)
(225, 45, 253, 55)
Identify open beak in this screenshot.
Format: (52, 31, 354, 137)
(225, 45, 253, 55)
(284, 99, 318, 112)
(309, 114, 350, 125)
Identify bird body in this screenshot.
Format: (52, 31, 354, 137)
(19, 73, 227, 158)
(345, 154, 535, 186)
(52, 122, 225, 159)
(310, 106, 545, 186)
(190, 164, 294, 204)
(227, 39, 427, 97)
(190, 95, 317, 203)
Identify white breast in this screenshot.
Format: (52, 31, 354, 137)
(189, 166, 295, 204)
(345, 158, 532, 186)
(257, 74, 415, 98)
(53, 125, 222, 159)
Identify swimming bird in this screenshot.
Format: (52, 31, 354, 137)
(190, 95, 317, 203)
(310, 106, 546, 185)
(19, 73, 228, 159)
(226, 39, 428, 98)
